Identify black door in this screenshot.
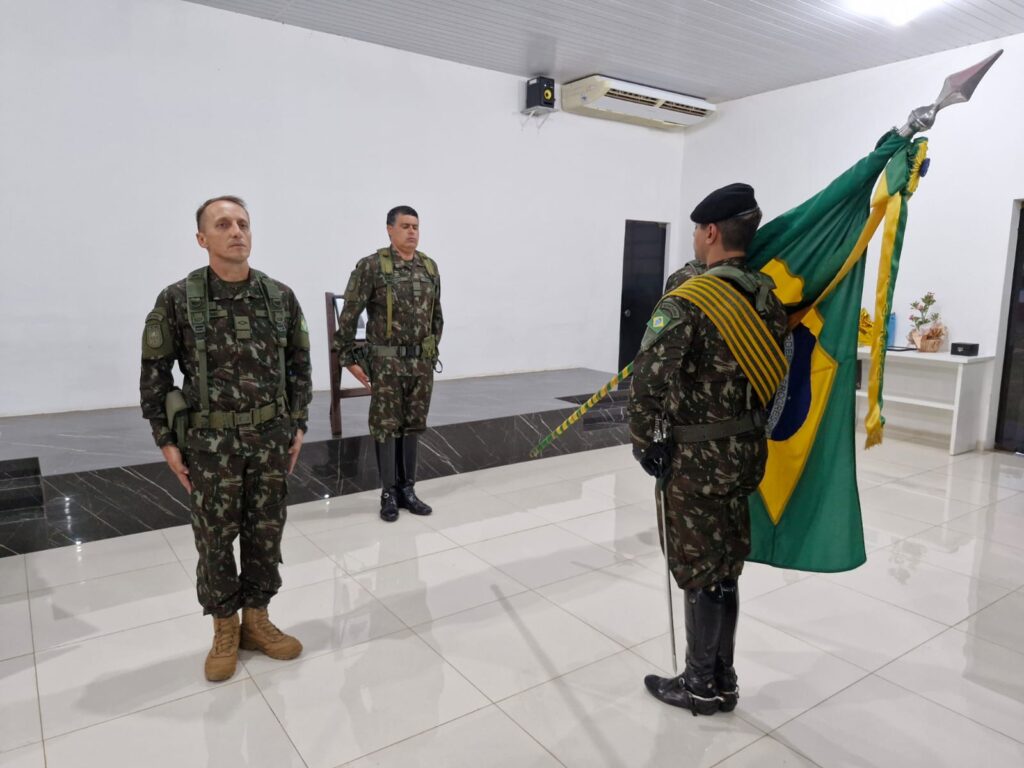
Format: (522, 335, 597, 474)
(995, 205, 1024, 451)
(619, 221, 668, 371)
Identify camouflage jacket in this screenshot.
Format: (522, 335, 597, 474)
(664, 259, 706, 293)
(628, 257, 788, 457)
(333, 248, 443, 377)
(140, 268, 312, 447)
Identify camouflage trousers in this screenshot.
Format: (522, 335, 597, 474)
(656, 437, 766, 590)
(368, 372, 434, 442)
(185, 418, 292, 617)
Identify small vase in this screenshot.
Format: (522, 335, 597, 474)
(909, 330, 941, 352)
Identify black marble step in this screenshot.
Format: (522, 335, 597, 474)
(556, 390, 629, 432)
(557, 389, 630, 405)
(0, 406, 629, 557)
(0, 457, 44, 522)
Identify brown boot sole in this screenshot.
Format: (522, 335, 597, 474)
(239, 635, 302, 660)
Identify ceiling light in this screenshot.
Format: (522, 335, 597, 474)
(845, 0, 946, 26)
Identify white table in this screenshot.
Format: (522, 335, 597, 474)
(856, 347, 995, 455)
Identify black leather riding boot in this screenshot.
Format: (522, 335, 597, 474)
(375, 440, 399, 522)
(715, 578, 740, 711)
(644, 584, 725, 716)
(395, 434, 432, 516)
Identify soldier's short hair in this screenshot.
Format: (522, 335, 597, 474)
(196, 196, 249, 230)
(716, 208, 762, 254)
(386, 205, 419, 226)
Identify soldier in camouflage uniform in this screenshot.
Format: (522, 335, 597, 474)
(664, 258, 706, 293)
(333, 205, 443, 522)
(140, 196, 312, 682)
(629, 184, 788, 715)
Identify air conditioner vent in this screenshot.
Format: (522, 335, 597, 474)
(660, 100, 712, 117)
(560, 75, 715, 130)
(606, 88, 659, 106)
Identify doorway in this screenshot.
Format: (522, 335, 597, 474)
(995, 204, 1024, 451)
(618, 221, 668, 371)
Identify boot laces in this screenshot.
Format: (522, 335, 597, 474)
(213, 620, 238, 654)
(254, 611, 286, 641)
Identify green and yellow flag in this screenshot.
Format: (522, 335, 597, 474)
(748, 130, 930, 572)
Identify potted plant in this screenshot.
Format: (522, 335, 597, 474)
(908, 291, 946, 352)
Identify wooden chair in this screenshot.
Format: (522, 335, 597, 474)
(325, 292, 371, 437)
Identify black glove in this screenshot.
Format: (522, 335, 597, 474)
(636, 442, 671, 478)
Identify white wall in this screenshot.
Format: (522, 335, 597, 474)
(0, 0, 687, 416)
(679, 35, 1024, 447)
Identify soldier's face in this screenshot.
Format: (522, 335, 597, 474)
(387, 215, 419, 252)
(693, 224, 709, 263)
(196, 201, 251, 264)
(692, 222, 718, 264)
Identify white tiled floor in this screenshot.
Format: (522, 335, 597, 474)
(3, 439, 1024, 767)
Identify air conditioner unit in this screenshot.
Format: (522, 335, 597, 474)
(560, 75, 715, 130)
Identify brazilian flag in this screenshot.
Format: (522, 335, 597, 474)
(747, 130, 930, 572)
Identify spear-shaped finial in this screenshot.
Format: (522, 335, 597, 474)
(898, 49, 1003, 137)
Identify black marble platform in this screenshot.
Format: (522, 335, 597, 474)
(558, 388, 629, 431)
(0, 369, 616, 476)
(0, 405, 628, 557)
(0, 457, 43, 513)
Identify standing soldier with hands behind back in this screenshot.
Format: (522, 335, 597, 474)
(629, 184, 788, 716)
(333, 206, 443, 522)
(140, 196, 312, 682)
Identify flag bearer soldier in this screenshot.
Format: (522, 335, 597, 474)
(629, 184, 788, 715)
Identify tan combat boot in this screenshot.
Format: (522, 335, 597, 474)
(205, 613, 240, 682)
(240, 607, 302, 660)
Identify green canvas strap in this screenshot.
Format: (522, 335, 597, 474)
(377, 248, 439, 341)
(184, 267, 211, 417)
(367, 343, 428, 359)
(706, 264, 776, 313)
(185, 267, 290, 421)
(377, 248, 395, 339)
(189, 401, 280, 429)
(253, 269, 289, 406)
(420, 253, 438, 330)
(672, 411, 765, 443)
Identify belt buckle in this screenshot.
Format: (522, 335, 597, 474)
(235, 412, 253, 427)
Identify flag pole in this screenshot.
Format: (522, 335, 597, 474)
(529, 363, 634, 458)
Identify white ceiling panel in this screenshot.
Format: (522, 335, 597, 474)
(181, 0, 1023, 101)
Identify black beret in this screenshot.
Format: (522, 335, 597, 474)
(690, 183, 759, 224)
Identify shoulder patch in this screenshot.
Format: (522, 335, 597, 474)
(145, 322, 164, 350)
(291, 311, 311, 351)
(343, 271, 360, 300)
(639, 299, 685, 353)
(648, 309, 670, 333)
(142, 309, 174, 359)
